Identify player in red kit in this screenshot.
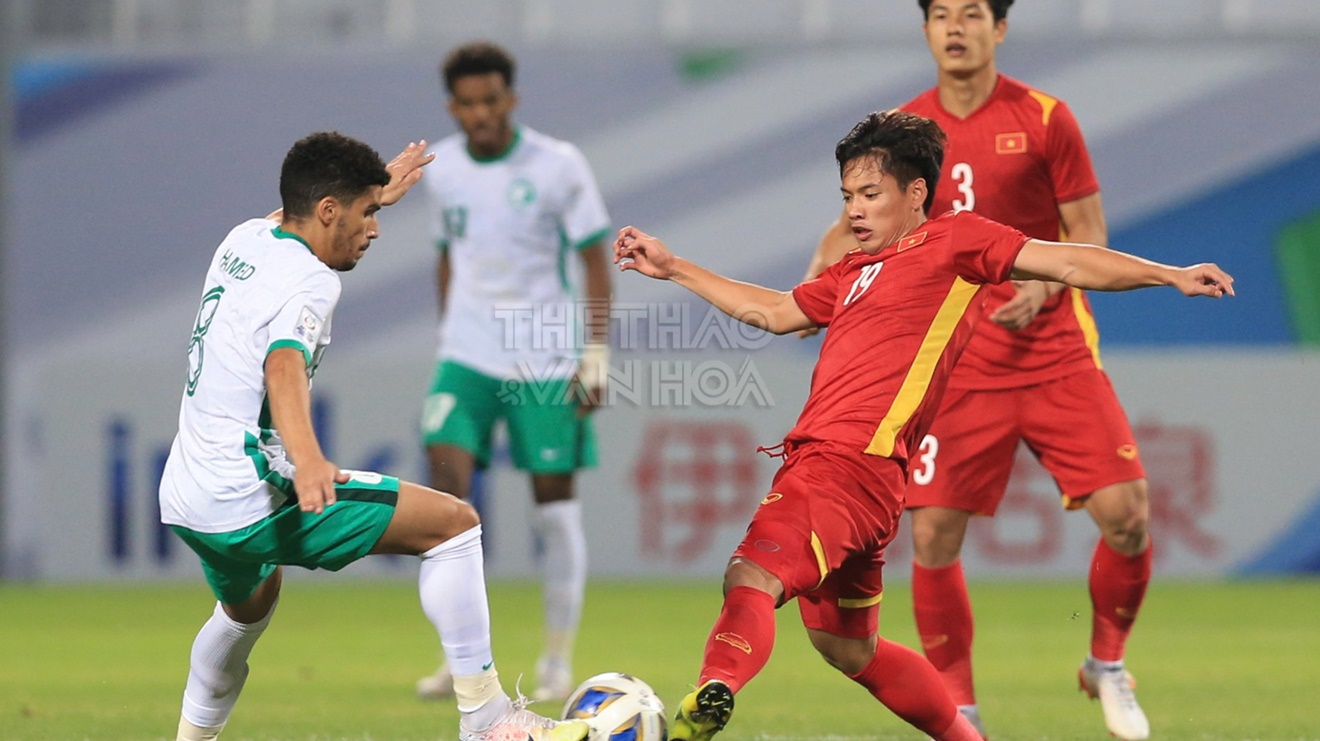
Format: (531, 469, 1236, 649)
(615, 110, 1231, 741)
(802, 2, 1154, 738)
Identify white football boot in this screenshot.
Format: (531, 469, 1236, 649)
(1078, 659, 1150, 741)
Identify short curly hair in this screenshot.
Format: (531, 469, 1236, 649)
(441, 40, 516, 94)
(835, 111, 947, 215)
(279, 132, 390, 218)
(918, 0, 1014, 22)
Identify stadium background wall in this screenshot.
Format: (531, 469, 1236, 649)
(5, 43, 1320, 581)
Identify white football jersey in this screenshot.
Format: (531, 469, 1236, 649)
(424, 125, 610, 379)
(159, 219, 340, 533)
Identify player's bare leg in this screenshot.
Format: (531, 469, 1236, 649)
(416, 443, 476, 700)
(530, 473, 586, 703)
(909, 506, 984, 736)
(1079, 479, 1151, 740)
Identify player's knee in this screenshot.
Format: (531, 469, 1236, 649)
(721, 558, 784, 603)
(909, 514, 963, 568)
(809, 632, 874, 676)
(1092, 480, 1149, 553)
(446, 498, 481, 536)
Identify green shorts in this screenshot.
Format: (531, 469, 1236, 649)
(171, 471, 399, 605)
(420, 360, 597, 474)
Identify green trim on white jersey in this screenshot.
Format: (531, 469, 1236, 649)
(467, 126, 523, 164)
(267, 338, 312, 366)
(272, 225, 314, 253)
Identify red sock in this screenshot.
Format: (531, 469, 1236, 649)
(1089, 537, 1152, 661)
(912, 560, 976, 706)
(698, 586, 776, 693)
(849, 638, 979, 739)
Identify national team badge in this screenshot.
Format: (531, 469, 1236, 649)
(897, 231, 928, 252)
(507, 178, 536, 209)
(996, 132, 1027, 154)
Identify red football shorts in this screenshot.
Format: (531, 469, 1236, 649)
(905, 367, 1146, 514)
(732, 440, 905, 639)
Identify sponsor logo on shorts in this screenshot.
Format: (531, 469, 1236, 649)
(343, 470, 383, 485)
(714, 632, 752, 654)
(760, 492, 783, 505)
(753, 539, 781, 552)
(1117, 444, 1139, 460)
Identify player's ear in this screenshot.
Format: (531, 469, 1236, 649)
(910, 178, 928, 210)
(315, 196, 338, 227)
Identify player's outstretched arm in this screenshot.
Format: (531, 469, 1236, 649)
(613, 226, 814, 335)
(1011, 240, 1235, 298)
(265, 348, 349, 514)
(381, 140, 435, 206)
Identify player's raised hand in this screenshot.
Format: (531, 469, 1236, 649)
(1172, 263, 1235, 298)
(614, 226, 678, 280)
(293, 456, 351, 514)
(382, 140, 436, 206)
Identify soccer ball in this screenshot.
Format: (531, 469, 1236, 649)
(561, 672, 668, 741)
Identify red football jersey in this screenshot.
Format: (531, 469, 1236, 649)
(788, 211, 1026, 466)
(903, 75, 1103, 389)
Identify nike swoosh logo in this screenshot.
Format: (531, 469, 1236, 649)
(482, 661, 494, 671)
(714, 632, 753, 655)
(922, 634, 950, 650)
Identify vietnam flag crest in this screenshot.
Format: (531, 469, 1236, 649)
(897, 231, 928, 252)
(996, 132, 1027, 154)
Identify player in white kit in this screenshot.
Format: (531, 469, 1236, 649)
(416, 41, 613, 704)
(159, 132, 587, 741)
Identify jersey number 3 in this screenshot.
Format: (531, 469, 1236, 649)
(951, 162, 975, 213)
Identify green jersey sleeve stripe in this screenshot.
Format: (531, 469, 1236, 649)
(267, 339, 312, 367)
(573, 226, 611, 252)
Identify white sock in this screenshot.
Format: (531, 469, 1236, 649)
(420, 525, 503, 714)
(1087, 655, 1125, 673)
(535, 500, 586, 665)
(180, 600, 275, 730)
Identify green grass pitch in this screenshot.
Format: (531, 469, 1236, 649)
(2, 578, 1318, 740)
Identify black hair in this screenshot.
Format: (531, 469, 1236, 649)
(441, 40, 516, 94)
(279, 132, 390, 218)
(835, 111, 947, 214)
(918, 0, 1014, 22)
